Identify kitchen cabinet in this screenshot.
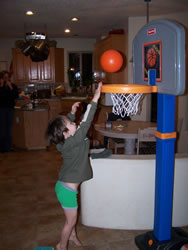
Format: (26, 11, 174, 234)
(12, 47, 64, 84)
(47, 98, 62, 120)
(94, 34, 128, 84)
(12, 49, 29, 83)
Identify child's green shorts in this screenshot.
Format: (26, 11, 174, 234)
(55, 181, 78, 210)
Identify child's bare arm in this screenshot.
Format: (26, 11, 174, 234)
(67, 102, 80, 122)
(92, 82, 102, 103)
(64, 102, 97, 148)
(71, 102, 80, 115)
(64, 82, 102, 148)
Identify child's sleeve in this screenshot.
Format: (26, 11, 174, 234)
(64, 101, 97, 148)
(67, 112, 75, 122)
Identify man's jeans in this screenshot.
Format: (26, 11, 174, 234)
(0, 107, 14, 152)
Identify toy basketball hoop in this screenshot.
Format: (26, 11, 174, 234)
(98, 19, 187, 250)
(101, 84, 157, 117)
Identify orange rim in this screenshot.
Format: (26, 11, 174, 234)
(101, 84, 158, 94)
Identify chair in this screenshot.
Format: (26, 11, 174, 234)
(136, 127, 156, 155)
(108, 138, 125, 154)
(105, 112, 130, 153)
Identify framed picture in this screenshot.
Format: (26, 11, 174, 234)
(143, 40, 162, 82)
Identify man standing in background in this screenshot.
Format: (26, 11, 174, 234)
(0, 71, 18, 152)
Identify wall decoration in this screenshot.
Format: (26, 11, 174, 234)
(143, 40, 162, 82)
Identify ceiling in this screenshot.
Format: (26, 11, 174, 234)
(1, 0, 188, 39)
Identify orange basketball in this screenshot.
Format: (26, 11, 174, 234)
(100, 50, 123, 73)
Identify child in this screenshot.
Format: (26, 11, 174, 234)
(46, 82, 102, 250)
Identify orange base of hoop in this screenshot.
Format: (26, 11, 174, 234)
(101, 84, 158, 94)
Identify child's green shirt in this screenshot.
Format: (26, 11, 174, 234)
(56, 101, 97, 183)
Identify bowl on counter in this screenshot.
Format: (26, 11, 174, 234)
(24, 103, 33, 109)
(37, 89, 51, 99)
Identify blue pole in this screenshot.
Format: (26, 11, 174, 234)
(154, 93, 176, 241)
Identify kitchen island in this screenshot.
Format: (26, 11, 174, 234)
(12, 96, 90, 150)
(12, 95, 113, 150)
(12, 106, 48, 150)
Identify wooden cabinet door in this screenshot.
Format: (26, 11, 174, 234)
(12, 47, 64, 84)
(12, 49, 29, 84)
(40, 48, 55, 83)
(28, 60, 41, 82)
(12, 48, 41, 84)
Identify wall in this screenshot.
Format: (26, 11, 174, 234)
(0, 39, 16, 71)
(128, 12, 188, 128)
(81, 154, 188, 230)
(0, 37, 96, 83)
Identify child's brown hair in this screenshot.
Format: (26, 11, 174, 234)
(46, 116, 68, 144)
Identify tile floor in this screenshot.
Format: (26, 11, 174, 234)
(0, 148, 187, 250)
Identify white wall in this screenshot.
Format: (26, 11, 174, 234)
(128, 12, 188, 126)
(0, 37, 96, 83)
(81, 154, 188, 230)
(0, 39, 16, 71)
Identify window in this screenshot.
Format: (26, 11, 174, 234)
(68, 52, 93, 87)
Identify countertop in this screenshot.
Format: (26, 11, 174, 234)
(14, 105, 48, 112)
(15, 95, 90, 111)
(61, 96, 88, 100)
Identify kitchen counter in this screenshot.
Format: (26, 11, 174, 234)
(61, 96, 88, 100)
(14, 106, 48, 112)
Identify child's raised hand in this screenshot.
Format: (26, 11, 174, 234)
(92, 81, 102, 103)
(71, 102, 80, 115)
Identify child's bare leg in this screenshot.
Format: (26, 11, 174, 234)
(69, 227, 82, 246)
(59, 208, 78, 250)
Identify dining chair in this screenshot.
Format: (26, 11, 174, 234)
(105, 112, 130, 153)
(108, 138, 125, 154)
(136, 127, 156, 155)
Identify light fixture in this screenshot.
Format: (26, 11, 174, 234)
(71, 17, 79, 22)
(65, 29, 71, 33)
(129, 0, 151, 63)
(144, 0, 151, 23)
(25, 10, 34, 16)
(20, 32, 49, 62)
(25, 32, 46, 40)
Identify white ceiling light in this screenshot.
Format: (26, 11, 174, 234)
(25, 10, 34, 16)
(71, 17, 79, 22)
(65, 29, 71, 33)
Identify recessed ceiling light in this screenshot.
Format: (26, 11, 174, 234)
(65, 29, 71, 33)
(71, 17, 79, 22)
(25, 10, 34, 15)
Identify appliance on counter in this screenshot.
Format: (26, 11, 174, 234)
(37, 89, 51, 99)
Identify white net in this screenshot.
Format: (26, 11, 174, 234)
(111, 93, 144, 117)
